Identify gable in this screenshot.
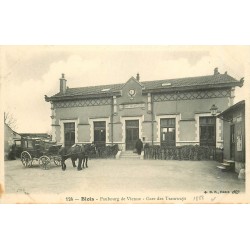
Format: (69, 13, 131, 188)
(119, 77, 144, 104)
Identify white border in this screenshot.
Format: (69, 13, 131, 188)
(1, 2, 249, 249)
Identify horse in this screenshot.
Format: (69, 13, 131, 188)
(80, 143, 97, 169)
(58, 143, 96, 171)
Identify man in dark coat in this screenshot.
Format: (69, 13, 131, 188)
(135, 138, 143, 155)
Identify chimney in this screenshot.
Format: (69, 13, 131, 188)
(136, 73, 140, 81)
(214, 67, 220, 75)
(60, 73, 67, 94)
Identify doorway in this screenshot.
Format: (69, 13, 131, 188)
(125, 120, 139, 150)
(230, 124, 235, 160)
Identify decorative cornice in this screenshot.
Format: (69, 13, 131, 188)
(153, 88, 231, 102)
(53, 98, 112, 108)
(89, 116, 110, 119)
(180, 119, 196, 121)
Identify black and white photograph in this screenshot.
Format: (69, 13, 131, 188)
(1, 2, 250, 250)
(0, 45, 249, 203)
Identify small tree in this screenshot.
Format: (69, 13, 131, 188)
(4, 111, 17, 131)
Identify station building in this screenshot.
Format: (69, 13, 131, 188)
(45, 68, 244, 151)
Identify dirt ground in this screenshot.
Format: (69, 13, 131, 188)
(1, 158, 245, 203)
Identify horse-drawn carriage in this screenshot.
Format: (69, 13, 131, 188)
(17, 137, 118, 171)
(18, 137, 62, 170)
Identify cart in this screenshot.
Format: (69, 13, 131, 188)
(20, 138, 62, 170)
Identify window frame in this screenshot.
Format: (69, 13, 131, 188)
(160, 118, 176, 146)
(93, 121, 106, 146)
(199, 116, 216, 147)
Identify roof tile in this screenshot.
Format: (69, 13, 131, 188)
(49, 73, 240, 100)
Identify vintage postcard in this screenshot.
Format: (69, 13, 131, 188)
(0, 45, 249, 204)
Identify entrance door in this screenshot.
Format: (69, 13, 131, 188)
(230, 124, 235, 160)
(64, 122, 75, 148)
(125, 120, 139, 150)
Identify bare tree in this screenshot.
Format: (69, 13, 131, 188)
(4, 111, 18, 131)
(46, 129, 52, 136)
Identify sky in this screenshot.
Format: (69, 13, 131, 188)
(1, 45, 249, 133)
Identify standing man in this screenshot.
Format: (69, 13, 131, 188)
(9, 143, 16, 160)
(135, 138, 143, 155)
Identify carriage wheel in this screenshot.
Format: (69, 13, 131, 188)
(39, 156, 51, 170)
(21, 151, 32, 167)
(53, 157, 61, 166)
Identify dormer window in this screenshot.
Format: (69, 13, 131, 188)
(101, 88, 110, 92)
(161, 83, 172, 87)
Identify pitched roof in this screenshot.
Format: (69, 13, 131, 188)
(142, 73, 241, 91)
(217, 100, 245, 119)
(4, 123, 21, 137)
(46, 72, 243, 101)
(52, 82, 124, 98)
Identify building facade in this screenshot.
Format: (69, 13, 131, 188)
(45, 68, 244, 150)
(217, 100, 245, 173)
